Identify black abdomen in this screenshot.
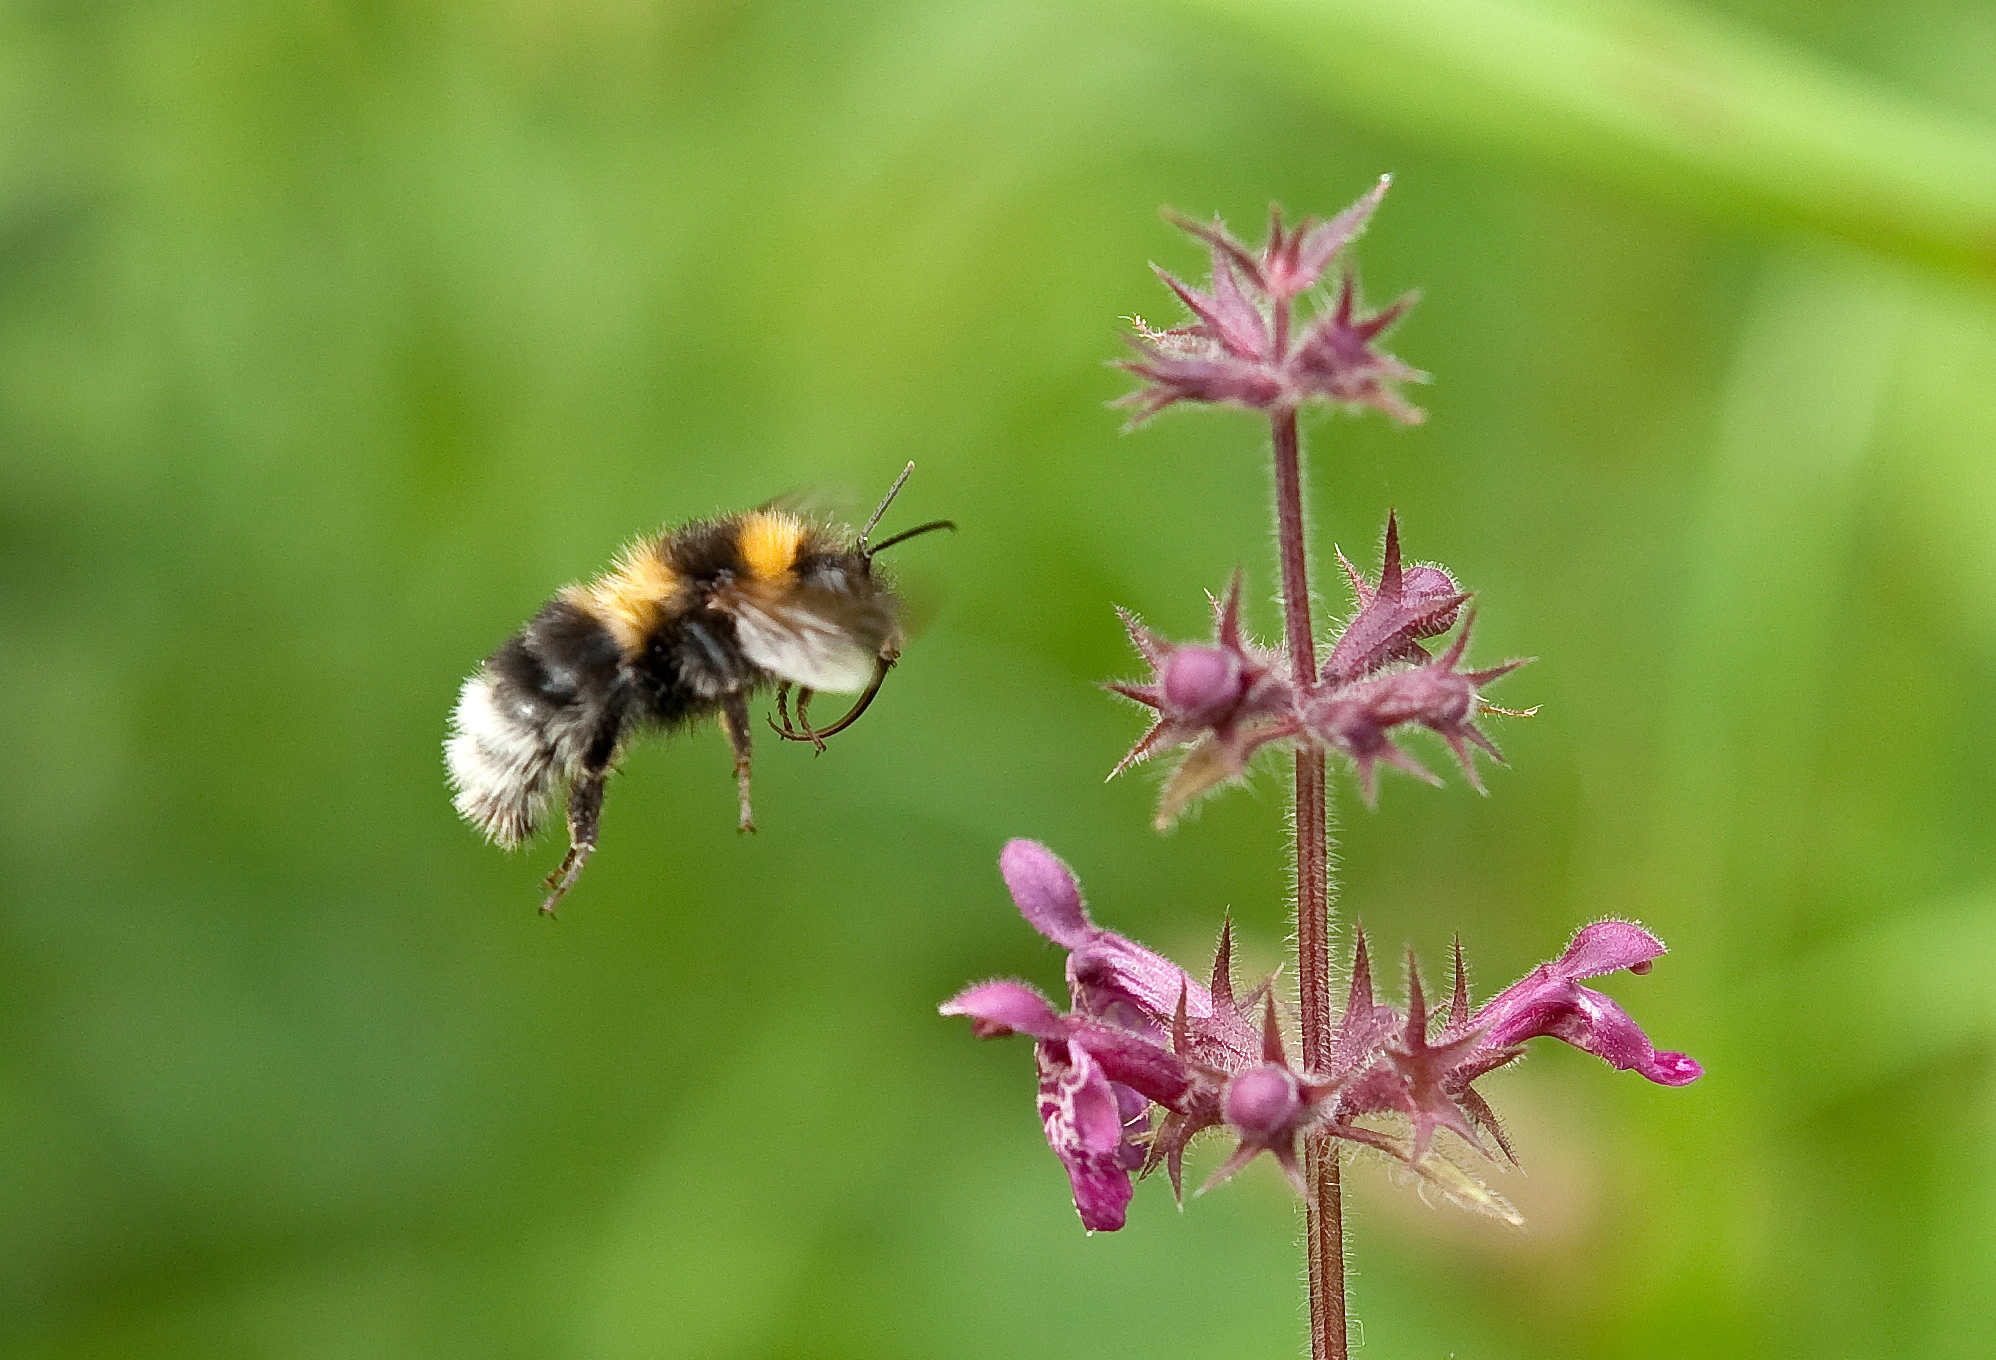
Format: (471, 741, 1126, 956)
(446, 599, 626, 846)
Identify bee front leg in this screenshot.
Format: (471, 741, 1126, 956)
(793, 686, 827, 752)
(769, 685, 827, 750)
(720, 692, 756, 834)
(541, 771, 606, 917)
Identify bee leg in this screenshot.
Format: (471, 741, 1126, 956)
(793, 687, 827, 753)
(539, 698, 624, 917)
(540, 771, 606, 918)
(793, 651, 897, 744)
(767, 680, 809, 746)
(720, 692, 757, 833)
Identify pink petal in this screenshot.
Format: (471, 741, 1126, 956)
(1551, 920, 1667, 980)
(1001, 839, 1089, 948)
(1482, 978, 1700, 1087)
(998, 842, 1214, 1028)
(1037, 1041, 1138, 1231)
(941, 980, 1065, 1040)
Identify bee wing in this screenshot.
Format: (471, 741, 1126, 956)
(718, 584, 893, 694)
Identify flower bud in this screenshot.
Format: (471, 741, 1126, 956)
(1223, 1063, 1301, 1138)
(1161, 645, 1246, 722)
(1398, 565, 1464, 636)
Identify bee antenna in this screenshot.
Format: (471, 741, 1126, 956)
(858, 461, 917, 552)
(865, 518, 956, 557)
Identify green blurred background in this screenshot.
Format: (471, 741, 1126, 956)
(5, 0, 1994, 1356)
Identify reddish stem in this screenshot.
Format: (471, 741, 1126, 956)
(1270, 401, 1345, 1360)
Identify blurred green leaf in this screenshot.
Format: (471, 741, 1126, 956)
(1144, 0, 1996, 276)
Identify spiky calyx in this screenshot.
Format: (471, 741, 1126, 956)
(1117, 179, 1427, 428)
(1107, 574, 1294, 827)
(1108, 514, 1531, 823)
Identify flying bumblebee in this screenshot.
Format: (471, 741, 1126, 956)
(445, 463, 951, 915)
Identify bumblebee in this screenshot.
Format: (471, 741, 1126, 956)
(446, 464, 950, 915)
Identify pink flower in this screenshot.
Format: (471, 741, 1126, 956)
(944, 844, 1703, 1230)
(943, 976, 1192, 1231)
(942, 842, 1267, 1228)
(1331, 922, 1703, 1166)
(1469, 921, 1705, 1087)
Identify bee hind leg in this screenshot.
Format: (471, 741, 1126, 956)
(721, 692, 757, 833)
(541, 770, 607, 917)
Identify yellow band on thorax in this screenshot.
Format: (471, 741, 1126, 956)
(738, 511, 806, 582)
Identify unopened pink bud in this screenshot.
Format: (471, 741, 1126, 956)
(1224, 1063, 1301, 1137)
(1162, 646, 1245, 722)
(1399, 565, 1463, 635)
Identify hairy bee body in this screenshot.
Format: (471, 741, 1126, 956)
(447, 506, 908, 914)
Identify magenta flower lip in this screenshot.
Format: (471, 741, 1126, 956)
(942, 979, 1064, 1040)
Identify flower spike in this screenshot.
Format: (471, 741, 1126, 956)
(947, 186, 1703, 1273)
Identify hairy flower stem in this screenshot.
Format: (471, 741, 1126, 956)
(1270, 403, 1346, 1360)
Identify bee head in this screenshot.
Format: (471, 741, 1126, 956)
(857, 461, 955, 573)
